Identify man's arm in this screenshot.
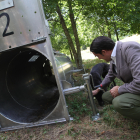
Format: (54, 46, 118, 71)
(119, 44, 140, 94)
(101, 62, 116, 89)
(92, 64, 116, 96)
(92, 88, 100, 95)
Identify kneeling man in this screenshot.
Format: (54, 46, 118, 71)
(90, 36, 140, 121)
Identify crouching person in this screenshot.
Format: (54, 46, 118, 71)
(90, 36, 140, 121)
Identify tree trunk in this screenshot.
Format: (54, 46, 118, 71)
(68, 0, 83, 68)
(56, 5, 78, 64)
(114, 22, 119, 41)
(69, 46, 73, 60)
(56, 4, 83, 69)
(108, 31, 111, 39)
(98, 18, 105, 35)
(105, 17, 111, 38)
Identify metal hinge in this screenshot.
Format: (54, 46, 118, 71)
(32, 36, 47, 42)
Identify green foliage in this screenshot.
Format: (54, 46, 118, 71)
(42, 0, 140, 56)
(82, 58, 106, 72)
(42, 0, 84, 68)
(116, 0, 140, 34)
(66, 91, 92, 122)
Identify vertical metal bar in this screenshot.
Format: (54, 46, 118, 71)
(38, 0, 70, 121)
(46, 38, 70, 121)
(83, 73, 100, 121)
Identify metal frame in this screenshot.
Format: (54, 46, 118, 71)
(0, 0, 99, 132)
(0, 0, 71, 131)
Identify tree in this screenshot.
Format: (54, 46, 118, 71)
(116, 0, 140, 34)
(42, 0, 140, 64)
(82, 0, 114, 38)
(81, 0, 135, 40)
(42, 0, 83, 68)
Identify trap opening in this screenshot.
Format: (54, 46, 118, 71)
(0, 48, 59, 123)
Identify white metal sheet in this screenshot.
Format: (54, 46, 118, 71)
(0, 0, 47, 52)
(0, 0, 14, 11)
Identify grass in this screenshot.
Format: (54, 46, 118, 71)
(83, 58, 106, 71)
(66, 59, 140, 139)
(1, 59, 140, 140)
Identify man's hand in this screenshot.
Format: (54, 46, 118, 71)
(110, 86, 120, 98)
(92, 88, 100, 96)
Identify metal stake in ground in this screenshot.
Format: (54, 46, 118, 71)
(83, 73, 100, 121)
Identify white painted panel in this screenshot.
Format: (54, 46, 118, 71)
(0, 0, 14, 11)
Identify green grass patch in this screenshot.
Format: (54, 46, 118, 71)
(66, 91, 92, 122)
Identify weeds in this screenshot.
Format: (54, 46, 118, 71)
(66, 91, 92, 122)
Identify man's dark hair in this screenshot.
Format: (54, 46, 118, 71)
(90, 36, 115, 54)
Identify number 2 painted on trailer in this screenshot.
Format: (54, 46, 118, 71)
(0, 13, 14, 37)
